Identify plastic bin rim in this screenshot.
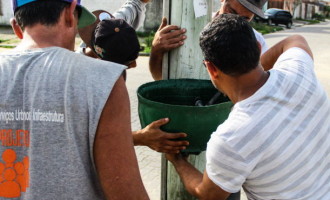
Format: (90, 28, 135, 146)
(137, 79, 232, 109)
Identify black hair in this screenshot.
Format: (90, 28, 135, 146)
(199, 13, 260, 76)
(14, 0, 80, 30)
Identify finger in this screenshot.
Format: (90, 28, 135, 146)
(163, 145, 187, 150)
(164, 132, 187, 139)
(160, 30, 186, 42)
(164, 149, 182, 154)
(160, 25, 181, 34)
(163, 42, 184, 51)
(160, 146, 188, 154)
(166, 35, 187, 45)
(158, 17, 168, 31)
(163, 139, 190, 147)
(162, 149, 182, 154)
(153, 146, 183, 154)
(149, 118, 170, 128)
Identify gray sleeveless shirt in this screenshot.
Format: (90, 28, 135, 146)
(0, 47, 125, 199)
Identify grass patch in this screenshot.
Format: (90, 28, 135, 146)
(0, 39, 9, 43)
(0, 38, 20, 44)
(295, 18, 321, 24)
(137, 31, 155, 54)
(0, 45, 15, 49)
(250, 21, 284, 35)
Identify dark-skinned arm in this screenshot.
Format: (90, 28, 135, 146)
(149, 17, 186, 80)
(133, 118, 189, 153)
(94, 77, 149, 200)
(166, 154, 231, 200)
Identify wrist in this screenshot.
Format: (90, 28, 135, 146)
(168, 154, 188, 167)
(132, 130, 145, 146)
(150, 47, 165, 58)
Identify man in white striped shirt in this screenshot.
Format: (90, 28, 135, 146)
(166, 13, 330, 200)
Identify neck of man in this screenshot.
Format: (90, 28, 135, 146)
(16, 23, 76, 51)
(221, 65, 270, 104)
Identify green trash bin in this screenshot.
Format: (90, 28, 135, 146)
(137, 79, 233, 154)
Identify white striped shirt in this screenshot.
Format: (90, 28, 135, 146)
(206, 47, 330, 199)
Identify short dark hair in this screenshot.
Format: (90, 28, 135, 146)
(14, 0, 73, 30)
(199, 13, 260, 76)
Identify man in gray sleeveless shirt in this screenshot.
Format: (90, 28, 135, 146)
(0, 0, 149, 199)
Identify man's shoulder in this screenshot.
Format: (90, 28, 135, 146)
(275, 47, 314, 68)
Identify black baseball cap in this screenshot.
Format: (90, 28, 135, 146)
(91, 18, 140, 65)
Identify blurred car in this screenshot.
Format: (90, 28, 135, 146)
(255, 8, 293, 28)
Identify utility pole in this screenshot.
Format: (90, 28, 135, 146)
(161, 1, 240, 199)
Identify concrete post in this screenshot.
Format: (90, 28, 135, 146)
(161, 1, 240, 199)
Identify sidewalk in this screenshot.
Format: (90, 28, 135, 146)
(292, 19, 310, 27)
(125, 57, 162, 199)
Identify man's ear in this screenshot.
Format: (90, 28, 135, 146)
(205, 61, 219, 80)
(64, 0, 77, 27)
(257, 41, 262, 54)
(10, 18, 23, 39)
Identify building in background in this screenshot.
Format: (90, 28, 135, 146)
(268, 0, 325, 19)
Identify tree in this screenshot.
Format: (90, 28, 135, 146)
(285, 0, 302, 18)
(324, 5, 330, 18)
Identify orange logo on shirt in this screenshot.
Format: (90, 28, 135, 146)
(0, 149, 29, 198)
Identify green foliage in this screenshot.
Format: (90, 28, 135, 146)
(250, 21, 284, 35)
(136, 31, 152, 38)
(137, 31, 155, 54)
(312, 13, 325, 21)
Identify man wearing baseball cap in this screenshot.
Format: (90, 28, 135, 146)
(77, 0, 151, 60)
(149, 0, 269, 80)
(0, 0, 149, 199)
(78, 9, 190, 154)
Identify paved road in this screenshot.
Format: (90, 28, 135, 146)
(263, 20, 330, 94)
(127, 20, 330, 200)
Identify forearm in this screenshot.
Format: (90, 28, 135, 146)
(170, 158, 204, 198)
(261, 35, 313, 70)
(113, 0, 147, 30)
(149, 50, 164, 80)
(260, 40, 284, 71)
